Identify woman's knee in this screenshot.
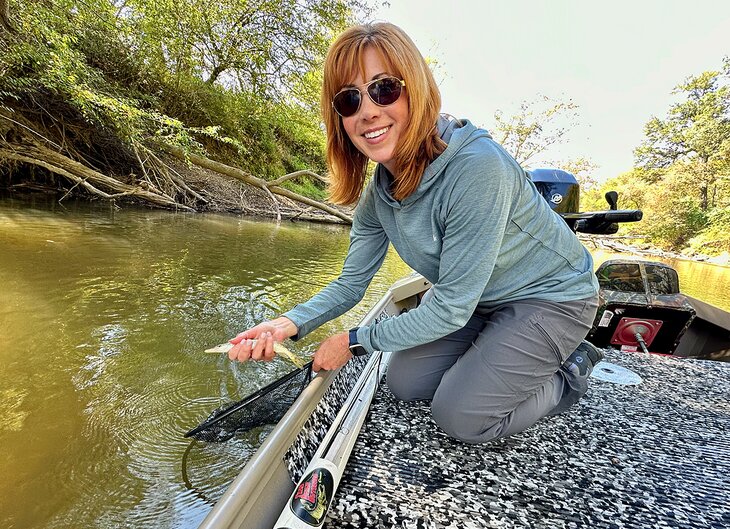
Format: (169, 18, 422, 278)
(386, 371, 422, 401)
(385, 351, 428, 401)
(431, 394, 504, 444)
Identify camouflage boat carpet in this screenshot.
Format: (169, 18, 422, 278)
(325, 350, 730, 528)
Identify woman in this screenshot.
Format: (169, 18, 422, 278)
(228, 22, 601, 444)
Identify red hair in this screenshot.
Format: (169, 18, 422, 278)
(321, 23, 445, 205)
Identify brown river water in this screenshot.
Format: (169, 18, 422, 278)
(1, 195, 729, 528)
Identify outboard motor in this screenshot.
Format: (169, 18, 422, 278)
(529, 167, 643, 235)
(529, 168, 580, 214)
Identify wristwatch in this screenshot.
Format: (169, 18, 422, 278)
(348, 327, 368, 356)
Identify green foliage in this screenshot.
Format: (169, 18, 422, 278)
(1, 0, 370, 196)
(687, 207, 730, 254)
(585, 58, 730, 256)
(635, 58, 730, 212)
(281, 178, 328, 201)
(596, 166, 712, 251)
(636, 61, 730, 169)
(581, 169, 648, 213)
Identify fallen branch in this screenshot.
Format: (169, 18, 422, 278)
(147, 151, 208, 203)
(267, 170, 328, 187)
(162, 144, 352, 223)
(0, 143, 195, 211)
(261, 184, 282, 221)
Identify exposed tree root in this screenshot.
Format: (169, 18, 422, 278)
(0, 110, 350, 223)
(0, 143, 195, 210)
(161, 144, 353, 224)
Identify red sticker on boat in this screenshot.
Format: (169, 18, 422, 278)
(290, 467, 334, 526)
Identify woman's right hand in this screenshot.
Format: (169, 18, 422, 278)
(227, 316, 298, 363)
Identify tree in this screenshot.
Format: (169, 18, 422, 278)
(635, 58, 730, 210)
(492, 95, 579, 167)
(126, 0, 357, 99)
(0, 0, 14, 34)
(0, 0, 369, 217)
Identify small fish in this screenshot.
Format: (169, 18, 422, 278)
(205, 341, 305, 368)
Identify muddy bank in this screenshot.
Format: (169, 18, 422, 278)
(3, 156, 352, 225)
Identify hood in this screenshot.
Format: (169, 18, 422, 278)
(374, 115, 492, 208)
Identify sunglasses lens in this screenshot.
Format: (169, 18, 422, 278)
(333, 78, 403, 117)
(333, 89, 361, 117)
(369, 78, 402, 106)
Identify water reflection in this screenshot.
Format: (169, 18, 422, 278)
(0, 197, 412, 529)
(1, 196, 729, 529)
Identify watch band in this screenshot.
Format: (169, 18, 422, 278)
(348, 327, 368, 356)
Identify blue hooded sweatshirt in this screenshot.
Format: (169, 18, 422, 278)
(283, 116, 598, 354)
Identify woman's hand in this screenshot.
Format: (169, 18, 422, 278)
(312, 332, 352, 372)
(228, 317, 297, 363)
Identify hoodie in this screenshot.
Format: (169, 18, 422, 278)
(283, 116, 599, 354)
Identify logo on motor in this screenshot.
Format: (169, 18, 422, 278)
(550, 193, 563, 204)
(290, 467, 334, 526)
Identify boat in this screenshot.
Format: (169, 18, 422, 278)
(589, 258, 730, 361)
(193, 272, 730, 529)
(192, 171, 730, 528)
(530, 168, 730, 361)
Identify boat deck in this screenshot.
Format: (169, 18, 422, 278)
(324, 350, 730, 528)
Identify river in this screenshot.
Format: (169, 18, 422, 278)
(1, 195, 729, 528)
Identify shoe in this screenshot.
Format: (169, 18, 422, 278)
(548, 341, 604, 417)
(562, 340, 603, 378)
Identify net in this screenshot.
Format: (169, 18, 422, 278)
(186, 361, 314, 442)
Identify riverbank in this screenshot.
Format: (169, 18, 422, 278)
(2, 158, 353, 224)
(161, 158, 353, 224)
(5, 161, 728, 261)
(580, 234, 730, 267)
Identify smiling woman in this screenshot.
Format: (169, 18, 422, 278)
(339, 54, 410, 175)
(320, 23, 446, 205)
(225, 21, 603, 448)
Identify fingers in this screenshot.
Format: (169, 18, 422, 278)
(250, 332, 269, 361)
(229, 329, 256, 345)
(228, 338, 253, 362)
(263, 333, 275, 361)
(228, 332, 278, 363)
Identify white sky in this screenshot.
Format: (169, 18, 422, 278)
(372, 0, 730, 181)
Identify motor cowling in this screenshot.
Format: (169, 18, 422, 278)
(528, 168, 580, 214)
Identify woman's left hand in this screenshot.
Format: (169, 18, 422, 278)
(312, 332, 352, 372)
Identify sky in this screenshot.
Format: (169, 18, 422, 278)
(371, 0, 730, 181)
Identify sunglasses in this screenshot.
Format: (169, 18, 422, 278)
(332, 76, 406, 118)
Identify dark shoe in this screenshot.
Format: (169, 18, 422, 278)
(562, 340, 603, 378)
(548, 341, 603, 417)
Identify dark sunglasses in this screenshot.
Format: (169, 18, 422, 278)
(332, 76, 406, 118)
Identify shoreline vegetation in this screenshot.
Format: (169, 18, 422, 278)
(579, 234, 730, 268)
(1, 2, 728, 255)
(0, 0, 363, 224)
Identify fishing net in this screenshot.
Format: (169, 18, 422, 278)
(186, 361, 314, 443)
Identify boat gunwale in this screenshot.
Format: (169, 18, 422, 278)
(196, 274, 429, 529)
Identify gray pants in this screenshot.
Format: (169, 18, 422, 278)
(386, 296, 599, 444)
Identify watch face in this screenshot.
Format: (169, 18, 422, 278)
(349, 345, 367, 357)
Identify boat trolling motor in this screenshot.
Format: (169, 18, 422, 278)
(529, 168, 643, 235)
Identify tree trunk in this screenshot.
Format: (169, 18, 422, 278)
(206, 64, 226, 85)
(0, 0, 15, 33)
